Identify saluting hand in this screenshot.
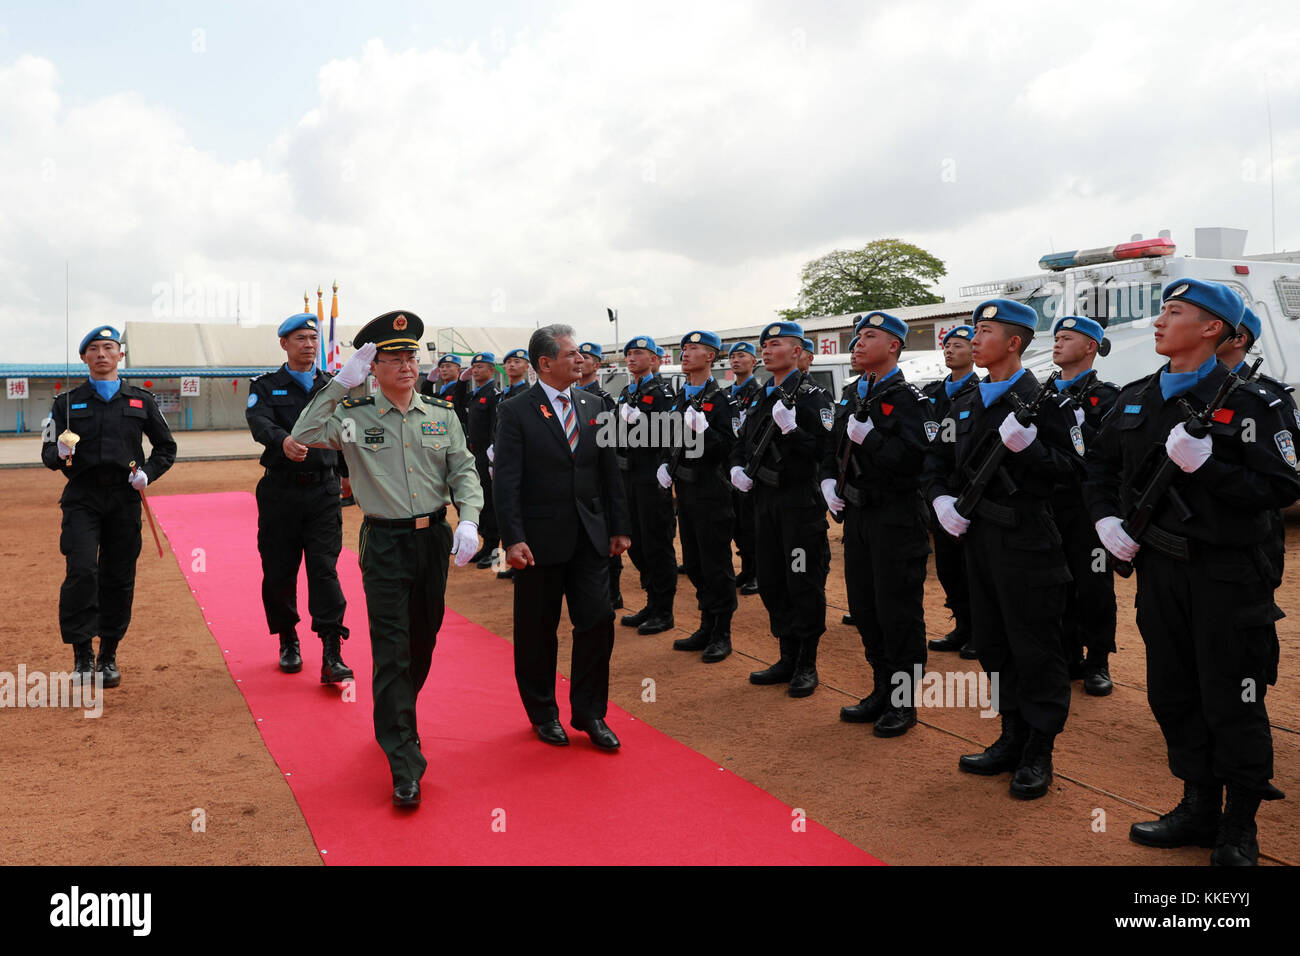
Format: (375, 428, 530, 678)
(335, 342, 377, 389)
(282, 435, 309, 461)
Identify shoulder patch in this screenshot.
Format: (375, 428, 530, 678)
(422, 395, 454, 409)
(341, 396, 375, 408)
(246, 393, 258, 408)
(1275, 430, 1297, 468)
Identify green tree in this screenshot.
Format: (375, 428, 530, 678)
(779, 239, 946, 320)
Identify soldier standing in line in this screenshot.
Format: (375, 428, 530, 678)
(727, 342, 762, 596)
(577, 341, 624, 609)
(490, 347, 533, 580)
(464, 352, 503, 569)
(420, 353, 471, 436)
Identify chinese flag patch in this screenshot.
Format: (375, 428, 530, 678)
(1212, 407, 1235, 424)
(702, 403, 713, 412)
(129, 398, 144, 408)
(1089, 396, 1099, 406)
(479, 396, 487, 404)
(641, 395, 654, 405)
(881, 402, 894, 416)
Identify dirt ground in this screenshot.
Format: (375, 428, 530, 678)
(1, 459, 1295, 865)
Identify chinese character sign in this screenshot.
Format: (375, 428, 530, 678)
(7, 378, 28, 400)
(180, 376, 201, 396)
(818, 336, 838, 355)
(935, 324, 959, 349)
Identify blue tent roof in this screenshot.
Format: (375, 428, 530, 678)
(0, 365, 279, 380)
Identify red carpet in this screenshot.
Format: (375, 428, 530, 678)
(150, 491, 880, 865)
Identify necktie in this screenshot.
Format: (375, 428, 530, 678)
(556, 392, 578, 455)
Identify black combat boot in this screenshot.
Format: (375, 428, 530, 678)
(787, 638, 819, 698)
(278, 631, 302, 673)
(959, 710, 1028, 775)
(620, 607, 651, 628)
(874, 669, 918, 738)
(1129, 780, 1222, 849)
(73, 641, 95, 682)
(1083, 650, 1113, 696)
(673, 613, 714, 651)
(475, 546, 498, 570)
(749, 637, 798, 685)
(96, 638, 122, 688)
(636, 605, 675, 635)
(928, 625, 969, 653)
(320, 634, 354, 684)
(1211, 785, 1263, 866)
(840, 665, 892, 723)
(701, 612, 732, 663)
(1009, 727, 1056, 799)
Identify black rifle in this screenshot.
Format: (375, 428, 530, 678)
(1112, 357, 1261, 578)
(829, 372, 878, 524)
(744, 370, 807, 479)
(667, 383, 713, 479)
(953, 371, 1060, 518)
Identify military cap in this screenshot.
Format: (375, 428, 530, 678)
(855, 311, 908, 342)
(1239, 307, 1262, 344)
(471, 352, 497, 366)
(436, 353, 463, 367)
(759, 320, 805, 345)
(78, 325, 121, 355)
(1052, 315, 1105, 344)
(801, 337, 815, 352)
(578, 342, 604, 358)
(276, 312, 318, 338)
(655, 346, 667, 358)
(503, 347, 530, 363)
(728, 341, 756, 356)
(624, 335, 657, 355)
(942, 325, 975, 346)
(1161, 278, 1244, 329)
(353, 310, 424, 352)
(972, 298, 1037, 332)
(680, 330, 722, 351)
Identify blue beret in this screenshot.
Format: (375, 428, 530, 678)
(680, 330, 722, 351)
(624, 336, 657, 354)
(471, 352, 496, 365)
(655, 346, 666, 358)
(759, 320, 805, 345)
(78, 325, 122, 355)
(504, 348, 530, 363)
(855, 311, 908, 341)
(1052, 315, 1105, 344)
(728, 341, 756, 356)
(942, 325, 975, 346)
(436, 354, 462, 366)
(1161, 279, 1243, 329)
(578, 342, 603, 358)
(276, 313, 319, 338)
(801, 337, 815, 352)
(973, 298, 1037, 332)
(1239, 307, 1261, 343)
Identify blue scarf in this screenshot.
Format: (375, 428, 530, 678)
(978, 367, 1026, 407)
(764, 369, 799, 398)
(684, 377, 713, 400)
(944, 370, 975, 399)
(1054, 369, 1089, 392)
(627, 373, 654, 394)
(90, 379, 121, 401)
(1231, 359, 1246, 375)
(285, 365, 315, 393)
(439, 380, 457, 396)
(1159, 355, 1217, 401)
(730, 375, 754, 396)
(858, 366, 898, 399)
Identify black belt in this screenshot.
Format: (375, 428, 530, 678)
(364, 508, 447, 530)
(74, 466, 130, 487)
(1139, 525, 1190, 561)
(265, 468, 336, 486)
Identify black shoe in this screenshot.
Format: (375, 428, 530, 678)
(1210, 785, 1262, 866)
(621, 607, 650, 628)
(750, 637, 798, 685)
(533, 719, 570, 746)
(787, 640, 819, 698)
(841, 667, 891, 722)
(278, 632, 302, 674)
(958, 643, 980, 661)
(1083, 652, 1113, 696)
(1130, 781, 1222, 849)
(320, 634, 354, 684)
(739, 579, 760, 596)
(96, 638, 121, 689)
(571, 717, 620, 749)
(475, 548, 498, 570)
(497, 567, 516, 580)
(873, 705, 917, 738)
(637, 614, 674, 635)
(959, 711, 1028, 775)
(928, 628, 969, 652)
(72, 641, 95, 681)
(673, 614, 714, 651)
(393, 781, 421, 808)
(702, 614, 732, 663)
(468, 546, 487, 564)
(1009, 728, 1055, 799)
(841, 614, 854, 626)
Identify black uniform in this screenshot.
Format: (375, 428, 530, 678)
(465, 379, 502, 554)
(498, 379, 531, 405)
(582, 379, 624, 606)
(728, 375, 763, 587)
(1236, 364, 1298, 585)
(731, 371, 834, 693)
(824, 369, 932, 727)
(246, 365, 349, 644)
(1051, 370, 1120, 668)
(617, 373, 678, 624)
(921, 372, 978, 649)
(42, 380, 177, 657)
(422, 376, 470, 434)
(1083, 361, 1300, 797)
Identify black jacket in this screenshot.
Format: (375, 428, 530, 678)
(246, 365, 344, 473)
(43, 380, 176, 487)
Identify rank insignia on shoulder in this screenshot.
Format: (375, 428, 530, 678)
(924, 420, 939, 442)
(1276, 430, 1297, 467)
(1070, 424, 1085, 456)
(820, 407, 834, 430)
(422, 396, 452, 408)
(342, 396, 374, 408)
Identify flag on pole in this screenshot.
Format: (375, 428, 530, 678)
(328, 281, 341, 371)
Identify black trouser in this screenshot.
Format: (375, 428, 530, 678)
(931, 516, 971, 637)
(732, 489, 756, 580)
(473, 452, 499, 551)
(1053, 497, 1116, 658)
(58, 478, 142, 646)
(624, 474, 677, 614)
(843, 495, 928, 678)
(255, 472, 348, 640)
(677, 481, 737, 617)
(963, 505, 1071, 735)
(1135, 546, 1277, 790)
(512, 537, 616, 725)
(753, 481, 828, 644)
(357, 515, 451, 786)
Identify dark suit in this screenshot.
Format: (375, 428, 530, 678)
(494, 382, 631, 724)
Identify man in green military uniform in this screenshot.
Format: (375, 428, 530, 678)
(293, 310, 483, 809)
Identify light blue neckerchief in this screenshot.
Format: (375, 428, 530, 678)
(684, 377, 713, 399)
(858, 366, 898, 398)
(1159, 355, 1217, 401)
(1054, 370, 1089, 392)
(285, 365, 315, 393)
(439, 380, 458, 396)
(764, 369, 799, 398)
(627, 373, 654, 395)
(730, 375, 754, 396)
(944, 370, 975, 399)
(978, 367, 1027, 407)
(90, 379, 121, 401)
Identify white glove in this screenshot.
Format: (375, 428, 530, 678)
(932, 495, 969, 538)
(1074, 407, 1085, 427)
(730, 465, 753, 493)
(1095, 516, 1139, 562)
(1165, 422, 1212, 473)
(656, 463, 673, 489)
(57, 441, 74, 459)
(486, 444, 494, 463)
(771, 400, 797, 435)
(820, 478, 845, 515)
(459, 367, 472, 382)
(846, 415, 874, 445)
(335, 342, 377, 389)
(620, 403, 641, 425)
(129, 470, 149, 491)
(451, 521, 479, 567)
(998, 413, 1038, 453)
(684, 406, 708, 434)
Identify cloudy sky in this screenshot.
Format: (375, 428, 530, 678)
(2, 0, 1297, 362)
